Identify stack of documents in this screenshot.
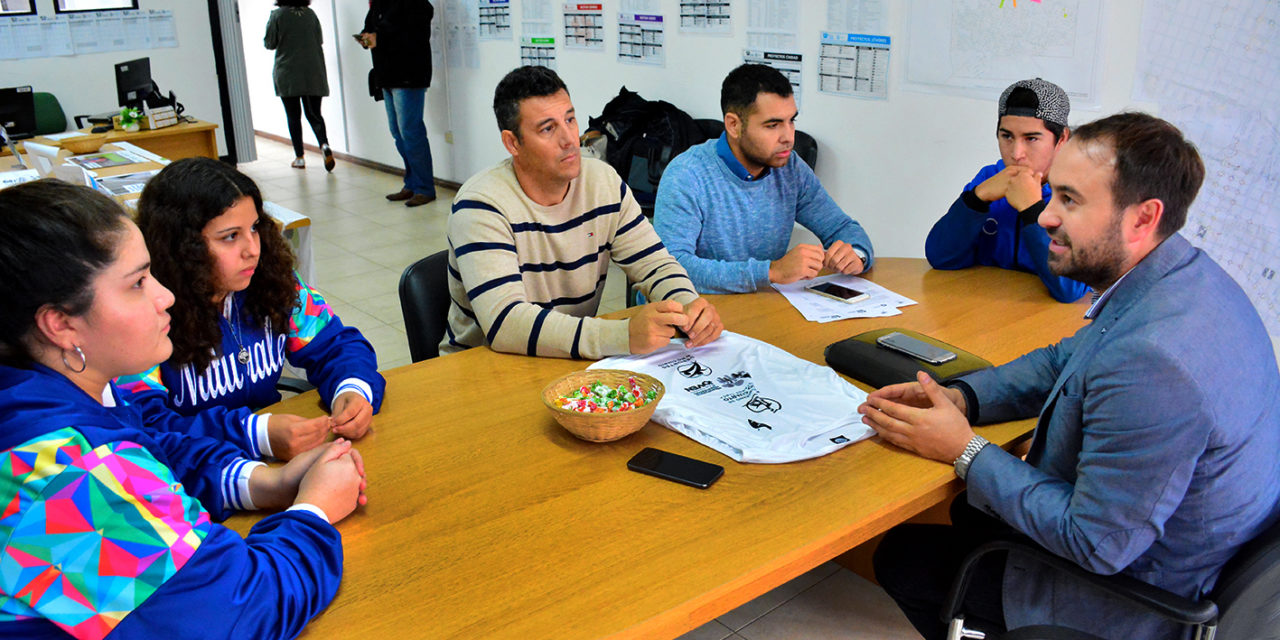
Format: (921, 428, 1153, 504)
(772, 274, 916, 323)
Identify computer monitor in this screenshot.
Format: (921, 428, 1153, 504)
(115, 57, 156, 110)
(0, 85, 37, 141)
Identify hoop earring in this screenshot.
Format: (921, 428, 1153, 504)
(61, 345, 87, 373)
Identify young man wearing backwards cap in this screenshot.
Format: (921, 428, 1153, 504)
(925, 78, 1089, 303)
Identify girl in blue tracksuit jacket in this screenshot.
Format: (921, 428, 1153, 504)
(0, 180, 365, 639)
(115, 158, 386, 461)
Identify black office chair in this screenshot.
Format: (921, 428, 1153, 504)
(794, 130, 818, 171)
(942, 516, 1280, 639)
(691, 117, 819, 171)
(694, 117, 725, 141)
(399, 250, 452, 362)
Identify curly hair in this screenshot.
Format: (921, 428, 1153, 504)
(136, 157, 298, 370)
(0, 180, 128, 367)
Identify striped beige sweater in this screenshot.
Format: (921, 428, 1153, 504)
(441, 157, 699, 359)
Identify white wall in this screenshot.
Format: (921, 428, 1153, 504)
(0, 1, 229, 156)
(237, 0, 1151, 260)
(435, 0, 1151, 260)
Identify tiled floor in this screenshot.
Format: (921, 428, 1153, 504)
(237, 136, 922, 640)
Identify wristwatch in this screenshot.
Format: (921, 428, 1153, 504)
(953, 434, 991, 481)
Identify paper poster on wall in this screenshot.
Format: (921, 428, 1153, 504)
(522, 0, 553, 35)
(746, 0, 798, 50)
(147, 9, 176, 48)
(478, 0, 511, 40)
(2, 15, 42, 58)
(520, 35, 557, 69)
(817, 32, 889, 100)
(0, 8, 170, 60)
(38, 15, 73, 56)
(620, 0, 659, 13)
(617, 12, 664, 66)
(95, 11, 126, 51)
(447, 0, 481, 69)
(68, 13, 103, 53)
(0, 22, 16, 59)
(121, 9, 149, 49)
(826, 0, 887, 34)
(563, 3, 604, 50)
(680, 1, 731, 34)
(743, 49, 802, 108)
(1133, 0, 1279, 342)
(903, 0, 1100, 106)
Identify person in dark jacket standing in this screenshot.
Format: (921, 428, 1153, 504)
(265, 0, 335, 171)
(359, 0, 436, 207)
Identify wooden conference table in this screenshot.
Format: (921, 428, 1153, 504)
(227, 258, 1088, 639)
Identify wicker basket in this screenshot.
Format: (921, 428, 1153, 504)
(60, 133, 106, 154)
(541, 369, 665, 442)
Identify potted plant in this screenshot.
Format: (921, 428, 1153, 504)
(118, 107, 142, 132)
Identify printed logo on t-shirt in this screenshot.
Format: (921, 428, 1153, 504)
(678, 361, 713, 378)
(748, 419, 773, 431)
(745, 395, 782, 413)
(830, 435, 850, 444)
(717, 371, 751, 387)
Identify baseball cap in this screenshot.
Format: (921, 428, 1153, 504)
(998, 78, 1069, 128)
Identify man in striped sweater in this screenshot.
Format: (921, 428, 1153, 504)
(441, 66, 723, 359)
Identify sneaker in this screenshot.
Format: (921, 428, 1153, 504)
(386, 188, 413, 201)
(322, 144, 335, 172)
(291, 157, 305, 169)
(405, 193, 437, 207)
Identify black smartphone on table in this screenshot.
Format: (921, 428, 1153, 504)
(627, 447, 723, 489)
(805, 281, 870, 303)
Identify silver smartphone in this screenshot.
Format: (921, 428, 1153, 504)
(876, 332, 957, 365)
(806, 281, 870, 304)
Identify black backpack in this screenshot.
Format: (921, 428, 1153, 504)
(587, 87, 704, 208)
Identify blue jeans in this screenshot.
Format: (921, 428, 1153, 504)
(382, 88, 435, 197)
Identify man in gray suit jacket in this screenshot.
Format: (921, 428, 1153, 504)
(860, 112, 1280, 640)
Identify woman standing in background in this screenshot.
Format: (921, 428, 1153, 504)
(265, 0, 335, 171)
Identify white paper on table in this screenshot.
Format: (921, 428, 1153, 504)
(772, 274, 916, 323)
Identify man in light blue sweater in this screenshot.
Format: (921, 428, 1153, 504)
(654, 64, 874, 294)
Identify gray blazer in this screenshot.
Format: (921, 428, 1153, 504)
(265, 7, 329, 98)
(961, 233, 1280, 639)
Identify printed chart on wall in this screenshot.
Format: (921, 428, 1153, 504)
(904, 0, 1101, 106)
(520, 36, 557, 69)
(826, 0, 887, 34)
(743, 49, 802, 108)
(0, 9, 176, 59)
(1133, 0, 1280, 345)
(818, 32, 889, 100)
(521, 0, 556, 68)
(746, 0, 798, 50)
(563, 3, 604, 50)
(617, 12, 664, 66)
(679, 0, 731, 34)
(477, 0, 511, 40)
(522, 0, 554, 35)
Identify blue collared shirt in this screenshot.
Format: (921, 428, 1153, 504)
(715, 133, 771, 181)
(1084, 269, 1133, 320)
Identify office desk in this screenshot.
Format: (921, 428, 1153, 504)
(88, 119, 218, 160)
(1, 119, 222, 161)
(227, 259, 1088, 639)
